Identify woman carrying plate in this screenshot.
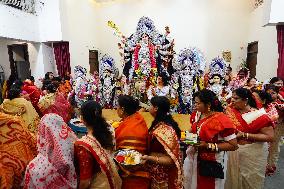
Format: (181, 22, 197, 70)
(115, 95, 150, 189)
(141, 96, 183, 189)
(184, 89, 238, 189)
(74, 101, 121, 189)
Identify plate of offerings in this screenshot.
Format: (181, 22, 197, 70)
(114, 149, 142, 166)
(180, 131, 200, 145)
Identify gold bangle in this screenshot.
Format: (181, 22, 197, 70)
(215, 143, 219, 152)
(208, 143, 212, 150)
(211, 143, 216, 151)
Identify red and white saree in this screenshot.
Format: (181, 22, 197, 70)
(225, 107, 273, 189)
(75, 135, 121, 189)
(24, 113, 78, 189)
(184, 112, 236, 189)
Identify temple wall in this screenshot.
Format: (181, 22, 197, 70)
(248, 3, 278, 81)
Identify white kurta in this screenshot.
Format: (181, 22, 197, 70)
(147, 85, 170, 100)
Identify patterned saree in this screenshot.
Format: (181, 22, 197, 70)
(0, 112, 37, 188)
(149, 122, 183, 189)
(75, 135, 122, 189)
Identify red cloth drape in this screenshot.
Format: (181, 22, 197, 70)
(53, 42, 71, 77)
(277, 25, 284, 79)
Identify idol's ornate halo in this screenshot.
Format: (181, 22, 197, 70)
(209, 57, 227, 78)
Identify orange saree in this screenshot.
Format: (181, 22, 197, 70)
(0, 112, 37, 188)
(115, 112, 150, 189)
(59, 80, 72, 98)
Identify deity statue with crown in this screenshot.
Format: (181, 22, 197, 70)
(207, 57, 232, 106)
(73, 65, 88, 108)
(173, 47, 206, 114)
(169, 72, 180, 113)
(119, 17, 175, 90)
(87, 70, 100, 103)
(99, 54, 117, 109)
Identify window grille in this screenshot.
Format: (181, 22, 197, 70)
(0, 0, 36, 14)
(254, 0, 264, 9)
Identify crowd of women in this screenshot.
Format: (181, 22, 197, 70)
(0, 70, 284, 189)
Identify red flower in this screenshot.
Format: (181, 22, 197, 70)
(115, 155, 125, 163)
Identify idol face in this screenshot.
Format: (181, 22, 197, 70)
(142, 33, 149, 43)
(213, 75, 221, 84)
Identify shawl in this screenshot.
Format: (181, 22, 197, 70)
(24, 113, 78, 189)
(0, 97, 40, 134)
(38, 93, 72, 123)
(226, 107, 272, 133)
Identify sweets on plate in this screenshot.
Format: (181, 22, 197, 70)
(181, 131, 199, 145)
(114, 149, 141, 165)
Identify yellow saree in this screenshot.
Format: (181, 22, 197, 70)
(0, 97, 40, 134)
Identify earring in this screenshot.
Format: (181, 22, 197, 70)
(208, 106, 211, 112)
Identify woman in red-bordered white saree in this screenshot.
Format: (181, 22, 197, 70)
(225, 88, 274, 189)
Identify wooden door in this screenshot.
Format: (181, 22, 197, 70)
(89, 50, 99, 74)
(7, 43, 31, 80)
(246, 42, 258, 78)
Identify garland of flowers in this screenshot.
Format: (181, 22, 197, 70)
(133, 45, 141, 71)
(133, 42, 157, 75)
(149, 43, 157, 69)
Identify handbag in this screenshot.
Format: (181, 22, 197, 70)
(198, 159, 224, 179)
(195, 114, 224, 179)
